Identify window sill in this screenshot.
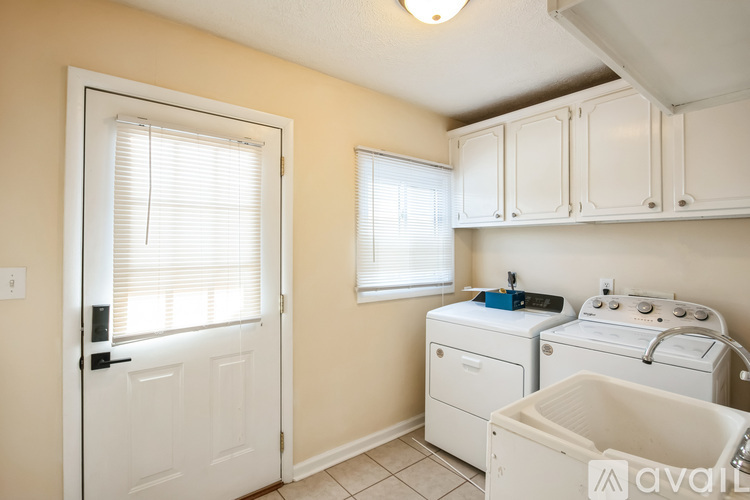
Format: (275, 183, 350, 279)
(357, 284, 454, 304)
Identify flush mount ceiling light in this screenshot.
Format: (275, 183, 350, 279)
(398, 0, 471, 24)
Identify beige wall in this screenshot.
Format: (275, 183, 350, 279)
(472, 218, 750, 410)
(0, 0, 469, 497)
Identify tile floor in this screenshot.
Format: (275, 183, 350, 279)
(260, 427, 485, 500)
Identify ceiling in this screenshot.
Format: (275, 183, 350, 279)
(111, 0, 618, 124)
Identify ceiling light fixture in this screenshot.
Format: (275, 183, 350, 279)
(398, 0, 470, 25)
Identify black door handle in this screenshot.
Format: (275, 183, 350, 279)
(91, 352, 132, 371)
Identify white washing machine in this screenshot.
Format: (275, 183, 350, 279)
(425, 292, 576, 471)
(540, 295, 731, 404)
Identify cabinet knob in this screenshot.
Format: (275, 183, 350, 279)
(512, 212, 518, 218)
(678, 200, 687, 207)
(495, 213, 502, 219)
(648, 202, 656, 209)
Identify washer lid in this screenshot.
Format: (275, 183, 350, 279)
(541, 320, 727, 372)
(426, 300, 576, 338)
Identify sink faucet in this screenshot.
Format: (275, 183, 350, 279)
(643, 326, 750, 475)
(642, 326, 750, 382)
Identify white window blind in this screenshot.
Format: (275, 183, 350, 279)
(112, 117, 263, 343)
(355, 147, 453, 302)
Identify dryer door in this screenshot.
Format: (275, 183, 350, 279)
(429, 343, 524, 419)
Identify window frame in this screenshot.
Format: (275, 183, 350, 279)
(354, 146, 454, 303)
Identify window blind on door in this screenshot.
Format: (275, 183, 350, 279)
(112, 118, 263, 342)
(355, 147, 453, 302)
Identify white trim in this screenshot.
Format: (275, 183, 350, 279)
(292, 414, 425, 481)
(62, 67, 295, 498)
(354, 145, 452, 170)
(357, 284, 455, 303)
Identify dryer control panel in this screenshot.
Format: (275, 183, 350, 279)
(578, 295, 726, 334)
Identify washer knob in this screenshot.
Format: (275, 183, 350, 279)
(608, 301, 620, 310)
(694, 309, 709, 321)
(673, 307, 686, 318)
(637, 301, 653, 314)
(591, 299, 603, 309)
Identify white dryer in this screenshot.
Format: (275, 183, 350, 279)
(425, 293, 575, 471)
(540, 295, 731, 404)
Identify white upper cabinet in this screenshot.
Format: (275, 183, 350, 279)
(452, 125, 504, 227)
(448, 80, 750, 228)
(673, 99, 750, 215)
(506, 107, 570, 222)
(577, 88, 662, 220)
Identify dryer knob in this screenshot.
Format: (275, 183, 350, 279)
(637, 301, 653, 314)
(673, 307, 687, 318)
(608, 301, 620, 310)
(591, 299, 603, 309)
(694, 309, 709, 321)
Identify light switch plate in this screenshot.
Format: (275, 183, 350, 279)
(0, 267, 26, 300)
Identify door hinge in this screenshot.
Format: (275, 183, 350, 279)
(568, 109, 572, 121)
(79, 356, 84, 371)
(579, 201, 583, 212)
(279, 294, 285, 314)
(280, 431, 285, 453)
(578, 108, 582, 118)
(568, 203, 572, 215)
(280, 156, 285, 177)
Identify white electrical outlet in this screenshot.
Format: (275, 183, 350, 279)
(599, 278, 614, 296)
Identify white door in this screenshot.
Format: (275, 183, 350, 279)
(82, 89, 282, 499)
(577, 88, 662, 219)
(453, 125, 505, 226)
(506, 107, 571, 222)
(673, 98, 750, 214)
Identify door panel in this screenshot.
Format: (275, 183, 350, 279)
(82, 89, 281, 500)
(578, 89, 662, 218)
(454, 126, 505, 225)
(507, 107, 570, 221)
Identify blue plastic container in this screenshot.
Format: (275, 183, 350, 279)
(485, 290, 526, 310)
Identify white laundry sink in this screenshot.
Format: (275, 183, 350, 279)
(487, 372, 750, 499)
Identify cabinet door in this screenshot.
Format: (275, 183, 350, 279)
(577, 89, 662, 218)
(507, 107, 570, 221)
(454, 125, 504, 226)
(674, 99, 750, 213)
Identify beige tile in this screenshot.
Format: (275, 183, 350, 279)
(366, 438, 425, 473)
(470, 471, 485, 490)
(354, 476, 424, 500)
(429, 451, 482, 481)
(277, 471, 350, 500)
(257, 491, 283, 500)
(440, 481, 485, 500)
(327, 454, 391, 495)
(396, 458, 464, 500)
(399, 427, 440, 457)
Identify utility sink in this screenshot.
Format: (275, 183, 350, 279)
(488, 372, 750, 499)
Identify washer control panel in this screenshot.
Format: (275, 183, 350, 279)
(579, 295, 726, 333)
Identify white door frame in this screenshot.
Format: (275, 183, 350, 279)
(62, 67, 294, 500)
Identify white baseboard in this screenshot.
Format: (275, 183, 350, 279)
(292, 413, 425, 481)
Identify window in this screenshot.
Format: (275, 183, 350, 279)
(112, 116, 263, 343)
(355, 146, 453, 303)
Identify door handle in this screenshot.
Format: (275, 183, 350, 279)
(461, 355, 482, 370)
(91, 352, 132, 371)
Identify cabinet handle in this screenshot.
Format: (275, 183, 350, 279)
(678, 200, 687, 207)
(648, 202, 656, 209)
